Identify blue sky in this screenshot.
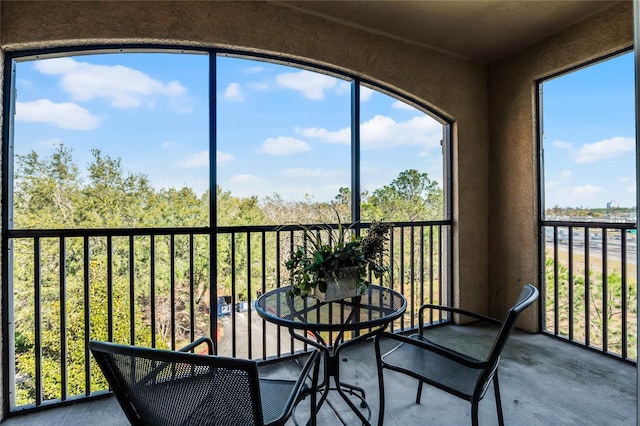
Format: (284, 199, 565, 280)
(542, 50, 636, 209)
(13, 52, 443, 204)
(12, 49, 635, 210)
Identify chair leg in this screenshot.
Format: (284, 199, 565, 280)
(471, 401, 479, 426)
(310, 356, 320, 426)
(415, 381, 424, 404)
(493, 374, 504, 426)
(374, 335, 385, 426)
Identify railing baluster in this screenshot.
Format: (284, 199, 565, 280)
(83, 236, 90, 396)
(439, 225, 444, 309)
(410, 226, 415, 330)
(621, 231, 628, 359)
(260, 231, 267, 360)
(107, 237, 113, 343)
(210, 232, 218, 356)
(150, 236, 156, 348)
(59, 237, 67, 402)
(568, 227, 575, 341)
(170, 234, 176, 350)
(399, 226, 405, 330)
(230, 232, 236, 357)
(129, 236, 135, 345)
(427, 225, 433, 322)
(34, 237, 42, 406)
(189, 234, 195, 345)
(287, 230, 294, 354)
(246, 232, 252, 360)
(585, 228, 591, 347)
(558, 226, 573, 335)
(389, 226, 395, 332)
(276, 230, 285, 358)
(419, 225, 424, 312)
(602, 227, 608, 353)
(553, 227, 559, 336)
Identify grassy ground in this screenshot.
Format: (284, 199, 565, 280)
(544, 245, 637, 360)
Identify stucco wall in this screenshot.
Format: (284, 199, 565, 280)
(0, 3, 489, 315)
(488, 1, 633, 331)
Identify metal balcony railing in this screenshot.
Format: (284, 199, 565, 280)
(541, 220, 637, 363)
(4, 221, 451, 412)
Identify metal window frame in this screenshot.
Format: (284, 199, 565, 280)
(1, 43, 454, 414)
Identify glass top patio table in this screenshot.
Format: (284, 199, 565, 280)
(255, 284, 407, 334)
(255, 284, 407, 425)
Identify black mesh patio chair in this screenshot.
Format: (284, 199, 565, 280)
(89, 337, 320, 426)
(375, 284, 538, 426)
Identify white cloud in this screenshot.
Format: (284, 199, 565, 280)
(16, 99, 99, 130)
(575, 136, 634, 163)
(34, 57, 78, 74)
(545, 183, 605, 208)
(392, 100, 418, 111)
(261, 136, 311, 155)
(17, 78, 33, 89)
(295, 126, 350, 144)
(276, 70, 337, 100)
(360, 86, 374, 102)
(180, 151, 209, 168)
(34, 57, 187, 109)
(162, 141, 177, 148)
(281, 168, 336, 178)
(295, 114, 442, 150)
(559, 170, 571, 179)
(223, 83, 244, 102)
(361, 115, 441, 149)
(336, 81, 351, 96)
(245, 66, 264, 74)
(552, 140, 572, 149)
(217, 150, 234, 165)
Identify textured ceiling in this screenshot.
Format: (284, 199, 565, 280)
(274, 0, 623, 63)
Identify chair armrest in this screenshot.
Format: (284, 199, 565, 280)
(380, 331, 487, 369)
(301, 350, 320, 372)
(258, 350, 321, 423)
(418, 304, 501, 334)
(179, 336, 214, 355)
(290, 349, 321, 392)
(257, 350, 321, 382)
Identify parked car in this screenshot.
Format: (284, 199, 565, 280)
(545, 227, 568, 244)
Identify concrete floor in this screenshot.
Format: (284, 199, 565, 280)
(1, 325, 636, 425)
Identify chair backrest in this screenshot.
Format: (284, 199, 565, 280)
(89, 340, 263, 426)
(476, 284, 539, 398)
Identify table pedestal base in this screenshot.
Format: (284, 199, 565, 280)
(290, 327, 385, 426)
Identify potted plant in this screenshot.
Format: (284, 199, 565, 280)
(285, 216, 392, 301)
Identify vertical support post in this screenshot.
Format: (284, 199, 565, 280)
(633, 0, 640, 421)
(351, 81, 361, 227)
(209, 53, 218, 355)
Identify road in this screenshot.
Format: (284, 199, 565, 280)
(546, 238, 637, 265)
